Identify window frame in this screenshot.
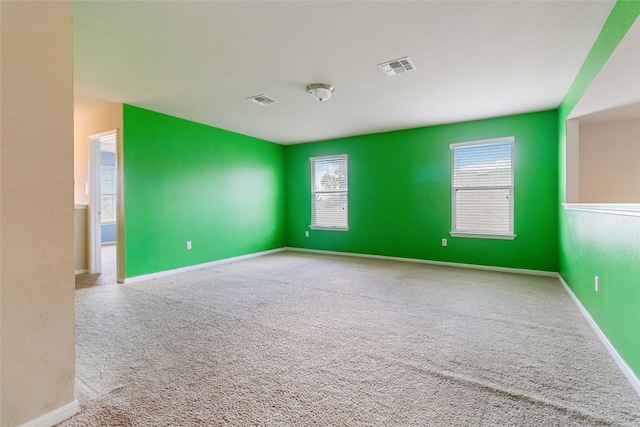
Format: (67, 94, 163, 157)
(450, 136, 515, 240)
(100, 164, 117, 224)
(310, 154, 349, 231)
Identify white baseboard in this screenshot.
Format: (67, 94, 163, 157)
(124, 247, 287, 284)
(557, 274, 640, 398)
(74, 269, 89, 275)
(285, 247, 558, 277)
(19, 400, 79, 427)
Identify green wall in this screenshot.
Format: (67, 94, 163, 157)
(557, 2, 640, 377)
(285, 110, 559, 272)
(123, 105, 285, 278)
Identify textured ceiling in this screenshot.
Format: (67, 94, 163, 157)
(73, 1, 615, 144)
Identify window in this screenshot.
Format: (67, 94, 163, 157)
(450, 137, 514, 239)
(310, 154, 348, 230)
(100, 165, 116, 223)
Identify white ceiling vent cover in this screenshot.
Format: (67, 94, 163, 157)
(378, 57, 417, 76)
(247, 94, 278, 106)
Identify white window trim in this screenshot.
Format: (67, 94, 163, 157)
(309, 225, 350, 231)
(450, 136, 515, 240)
(310, 154, 349, 231)
(450, 231, 516, 240)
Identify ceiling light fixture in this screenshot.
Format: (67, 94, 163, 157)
(306, 83, 334, 102)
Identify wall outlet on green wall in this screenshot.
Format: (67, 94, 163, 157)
(186, 241, 192, 250)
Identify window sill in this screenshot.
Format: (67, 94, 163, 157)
(563, 203, 640, 217)
(309, 225, 349, 232)
(450, 232, 516, 240)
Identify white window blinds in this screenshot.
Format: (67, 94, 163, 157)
(100, 165, 117, 223)
(451, 137, 514, 238)
(311, 155, 348, 230)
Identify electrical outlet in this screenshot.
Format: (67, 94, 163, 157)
(305, 231, 309, 237)
(594, 276, 599, 293)
(186, 241, 192, 250)
(442, 238, 447, 247)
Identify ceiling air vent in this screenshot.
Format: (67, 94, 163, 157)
(378, 56, 417, 76)
(247, 94, 278, 106)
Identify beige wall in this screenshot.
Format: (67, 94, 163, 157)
(74, 206, 89, 273)
(579, 118, 640, 202)
(74, 100, 123, 205)
(1, 1, 76, 425)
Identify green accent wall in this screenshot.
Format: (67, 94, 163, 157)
(123, 105, 285, 278)
(558, 2, 640, 376)
(285, 110, 559, 272)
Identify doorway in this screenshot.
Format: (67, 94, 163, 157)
(89, 130, 118, 281)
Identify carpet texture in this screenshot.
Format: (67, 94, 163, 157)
(75, 244, 117, 289)
(60, 252, 640, 426)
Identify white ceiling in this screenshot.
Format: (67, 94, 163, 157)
(73, 1, 615, 145)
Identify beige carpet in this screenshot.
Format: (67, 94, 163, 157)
(75, 244, 118, 289)
(60, 252, 640, 426)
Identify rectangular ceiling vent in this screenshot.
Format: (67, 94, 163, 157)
(247, 94, 278, 106)
(378, 56, 417, 76)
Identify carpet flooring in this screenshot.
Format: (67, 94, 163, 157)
(60, 252, 640, 426)
(75, 244, 118, 289)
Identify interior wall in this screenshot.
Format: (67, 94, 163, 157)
(73, 100, 123, 205)
(123, 105, 286, 278)
(74, 206, 88, 272)
(0, 1, 77, 425)
(578, 118, 640, 202)
(285, 110, 559, 272)
(558, 1, 640, 378)
(565, 119, 580, 203)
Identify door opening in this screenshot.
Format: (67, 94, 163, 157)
(89, 130, 118, 278)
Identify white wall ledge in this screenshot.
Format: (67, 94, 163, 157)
(563, 203, 640, 217)
(450, 232, 516, 240)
